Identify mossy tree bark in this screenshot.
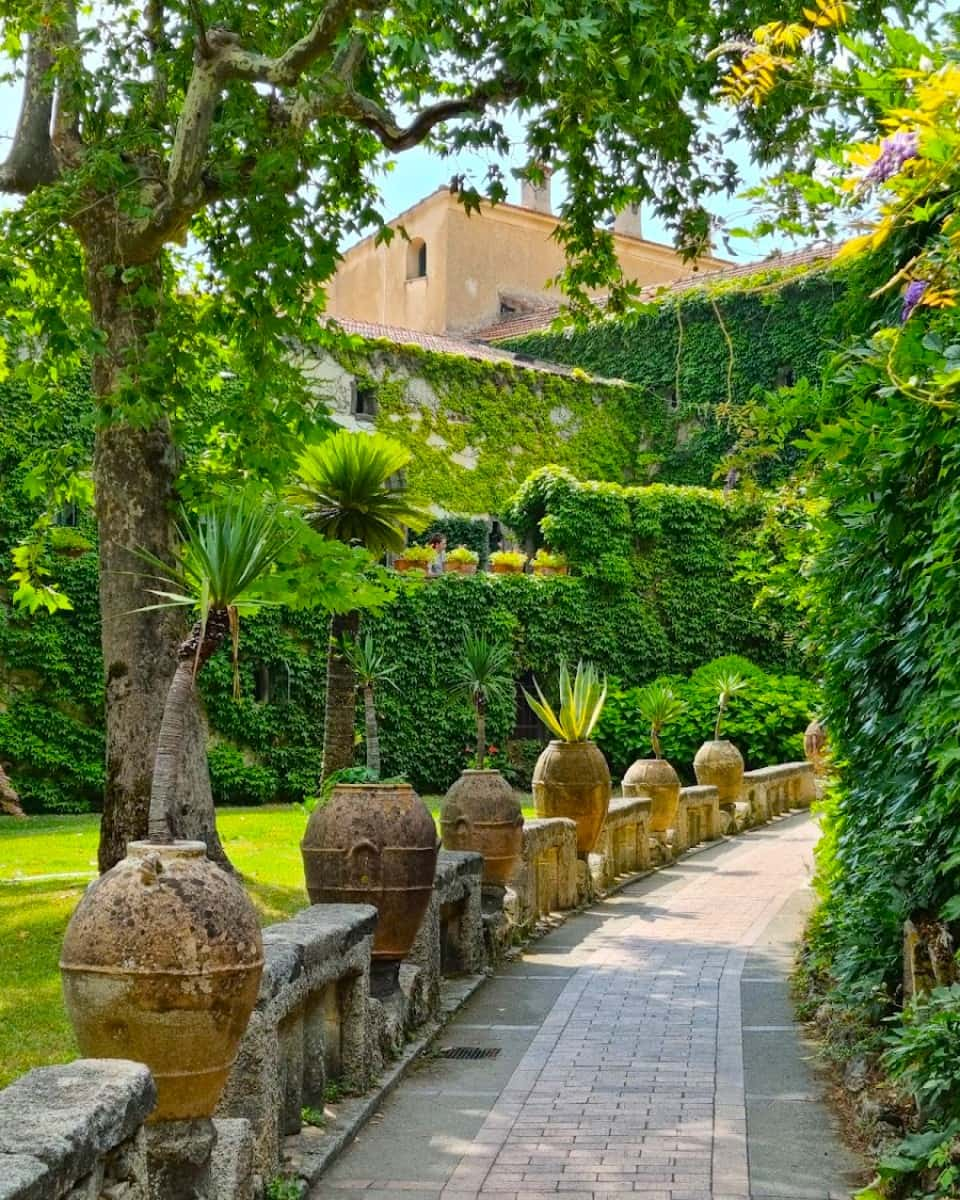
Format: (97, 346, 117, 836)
(322, 610, 360, 780)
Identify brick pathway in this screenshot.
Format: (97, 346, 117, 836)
(314, 813, 860, 1200)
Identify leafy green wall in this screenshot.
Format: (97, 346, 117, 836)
(330, 340, 670, 511)
(502, 265, 847, 484)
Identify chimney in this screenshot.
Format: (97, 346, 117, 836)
(520, 164, 553, 214)
(614, 204, 642, 239)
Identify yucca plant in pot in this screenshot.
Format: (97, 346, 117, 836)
(622, 682, 685, 835)
(693, 670, 748, 806)
(524, 662, 611, 855)
(61, 496, 290, 1121)
(440, 634, 523, 887)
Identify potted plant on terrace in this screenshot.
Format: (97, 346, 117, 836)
(444, 545, 479, 575)
(394, 543, 437, 573)
(440, 634, 523, 886)
(622, 682, 685, 835)
(489, 549, 527, 575)
(525, 661, 611, 855)
(532, 548, 568, 577)
(60, 496, 288, 1121)
(693, 670, 748, 805)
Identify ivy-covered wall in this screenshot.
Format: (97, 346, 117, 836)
(311, 339, 673, 512)
(502, 264, 848, 485)
(1, 372, 789, 811)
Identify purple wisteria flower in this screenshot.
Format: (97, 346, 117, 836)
(901, 280, 927, 323)
(865, 130, 919, 185)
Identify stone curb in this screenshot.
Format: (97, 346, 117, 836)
(283, 973, 488, 1192)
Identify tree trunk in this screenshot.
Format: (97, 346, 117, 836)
(476, 698, 486, 767)
(83, 240, 229, 872)
(363, 685, 380, 777)
(0, 764, 25, 818)
(322, 610, 360, 780)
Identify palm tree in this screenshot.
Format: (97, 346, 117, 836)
(342, 632, 398, 777)
(448, 634, 515, 767)
(289, 430, 430, 779)
(136, 497, 290, 841)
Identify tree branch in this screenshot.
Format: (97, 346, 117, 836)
(304, 77, 524, 151)
(0, 32, 58, 195)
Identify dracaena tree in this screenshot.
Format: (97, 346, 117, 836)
(0, 0, 913, 870)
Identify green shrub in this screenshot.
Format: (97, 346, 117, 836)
(207, 743, 280, 807)
(595, 655, 820, 781)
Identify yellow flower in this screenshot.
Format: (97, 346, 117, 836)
(802, 0, 849, 29)
(920, 288, 957, 310)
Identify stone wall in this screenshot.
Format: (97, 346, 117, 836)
(743, 762, 816, 824)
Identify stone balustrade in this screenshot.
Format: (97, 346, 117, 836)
(673, 785, 721, 854)
(217, 903, 376, 1181)
(0, 757, 817, 1200)
(743, 762, 816, 824)
(0, 1060, 154, 1200)
(506, 817, 578, 932)
(590, 795, 652, 891)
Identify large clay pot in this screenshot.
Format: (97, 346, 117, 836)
(444, 561, 478, 575)
(693, 739, 744, 805)
(622, 757, 681, 834)
(440, 770, 524, 886)
(532, 740, 611, 855)
(301, 782, 438, 970)
(532, 564, 569, 577)
(804, 718, 828, 775)
(60, 841, 263, 1123)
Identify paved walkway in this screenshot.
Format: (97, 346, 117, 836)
(313, 813, 862, 1200)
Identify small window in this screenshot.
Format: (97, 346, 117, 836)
(351, 382, 377, 421)
(54, 501, 79, 527)
(254, 664, 270, 704)
(663, 386, 679, 412)
(386, 470, 407, 492)
(406, 238, 427, 280)
(776, 366, 796, 389)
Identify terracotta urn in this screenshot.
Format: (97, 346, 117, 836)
(693, 739, 744, 805)
(804, 718, 828, 775)
(301, 782, 438, 991)
(440, 769, 524, 886)
(444, 561, 478, 575)
(622, 757, 681, 834)
(60, 840, 264, 1123)
(490, 562, 524, 575)
(532, 564, 569, 577)
(532, 740, 611, 855)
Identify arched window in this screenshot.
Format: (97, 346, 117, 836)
(406, 238, 427, 279)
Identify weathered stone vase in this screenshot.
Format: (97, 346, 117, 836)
(532, 740, 611, 855)
(804, 718, 828, 775)
(440, 769, 524, 886)
(301, 782, 438, 977)
(60, 840, 264, 1123)
(693, 739, 744, 805)
(622, 757, 681, 834)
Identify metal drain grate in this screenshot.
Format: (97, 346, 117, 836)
(437, 1046, 501, 1060)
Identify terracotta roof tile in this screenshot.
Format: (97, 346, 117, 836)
(323, 317, 624, 383)
(473, 243, 839, 343)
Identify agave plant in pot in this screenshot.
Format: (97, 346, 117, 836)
(693, 670, 748, 806)
(622, 682, 685, 836)
(440, 634, 524, 888)
(525, 662, 611, 856)
(60, 496, 290, 1122)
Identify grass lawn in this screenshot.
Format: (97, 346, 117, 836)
(0, 796, 535, 1088)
